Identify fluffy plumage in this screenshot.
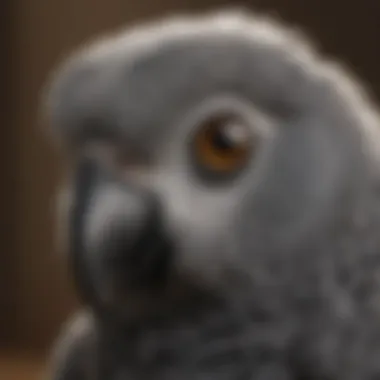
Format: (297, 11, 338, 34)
(44, 9, 380, 380)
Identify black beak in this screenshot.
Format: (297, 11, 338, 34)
(69, 155, 173, 311)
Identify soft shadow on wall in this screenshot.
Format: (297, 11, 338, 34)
(1, 0, 379, 356)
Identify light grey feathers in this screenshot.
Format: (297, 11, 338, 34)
(44, 9, 380, 380)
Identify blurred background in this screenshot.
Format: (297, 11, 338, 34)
(1, 0, 380, 378)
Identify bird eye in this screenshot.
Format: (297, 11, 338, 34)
(192, 114, 253, 175)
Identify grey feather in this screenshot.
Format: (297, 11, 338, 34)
(43, 9, 380, 380)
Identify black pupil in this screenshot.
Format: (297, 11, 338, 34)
(210, 122, 244, 152)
